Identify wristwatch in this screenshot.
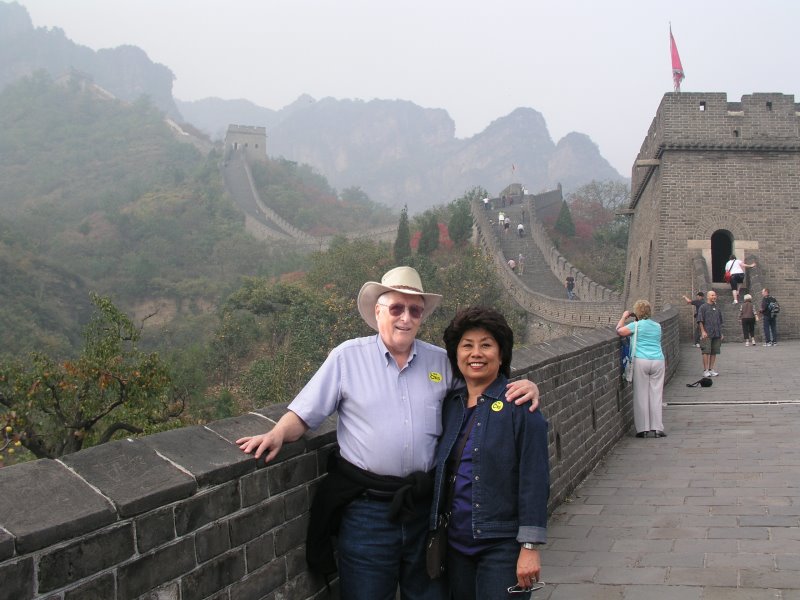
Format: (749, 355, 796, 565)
(521, 542, 537, 550)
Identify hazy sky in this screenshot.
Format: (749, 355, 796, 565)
(14, 0, 800, 175)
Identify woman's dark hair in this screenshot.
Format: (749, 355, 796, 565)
(442, 306, 514, 379)
(729, 254, 736, 260)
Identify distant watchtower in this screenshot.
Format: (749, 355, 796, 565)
(224, 125, 267, 162)
(624, 92, 800, 340)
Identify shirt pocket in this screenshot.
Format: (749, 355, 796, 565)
(425, 399, 443, 436)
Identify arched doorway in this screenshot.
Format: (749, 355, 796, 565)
(711, 230, 733, 282)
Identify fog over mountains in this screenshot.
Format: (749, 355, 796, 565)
(2, 1, 625, 213)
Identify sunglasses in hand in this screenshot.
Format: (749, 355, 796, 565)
(507, 581, 545, 594)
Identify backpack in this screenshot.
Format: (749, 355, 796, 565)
(768, 299, 780, 316)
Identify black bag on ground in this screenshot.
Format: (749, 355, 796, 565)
(686, 377, 713, 388)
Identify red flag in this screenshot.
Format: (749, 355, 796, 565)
(670, 26, 685, 92)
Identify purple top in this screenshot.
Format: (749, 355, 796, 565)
(447, 406, 500, 555)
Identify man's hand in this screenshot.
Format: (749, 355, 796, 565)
(236, 411, 308, 463)
(237, 430, 285, 463)
(506, 379, 540, 412)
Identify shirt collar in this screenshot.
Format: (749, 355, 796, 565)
(376, 334, 418, 367)
(454, 374, 508, 401)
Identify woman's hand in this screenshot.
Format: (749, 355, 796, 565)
(516, 547, 541, 589)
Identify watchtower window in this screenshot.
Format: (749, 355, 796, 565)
(699, 101, 706, 112)
(766, 101, 773, 111)
(733, 129, 740, 137)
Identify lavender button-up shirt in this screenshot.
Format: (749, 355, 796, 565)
(288, 335, 454, 477)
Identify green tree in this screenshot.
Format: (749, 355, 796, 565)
(417, 213, 440, 256)
(447, 200, 472, 246)
(555, 200, 576, 237)
(0, 294, 184, 460)
(394, 205, 412, 263)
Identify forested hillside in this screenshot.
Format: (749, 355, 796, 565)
(0, 72, 370, 356)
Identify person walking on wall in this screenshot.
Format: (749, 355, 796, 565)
(518, 253, 525, 275)
(738, 293, 758, 346)
(517, 222, 525, 237)
(616, 300, 666, 438)
(565, 276, 576, 300)
(682, 291, 705, 347)
(760, 287, 779, 346)
(697, 290, 723, 377)
(725, 254, 756, 304)
(236, 267, 539, 600)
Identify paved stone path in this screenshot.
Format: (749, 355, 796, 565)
(539, 340, 800, 599)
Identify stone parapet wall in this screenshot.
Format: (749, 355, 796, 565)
(0, 311, 680, 600)
(473, 199, 623, 329)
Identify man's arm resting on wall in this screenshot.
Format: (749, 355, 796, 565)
(236, 410, 310, 463)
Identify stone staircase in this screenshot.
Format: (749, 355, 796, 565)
(492, 202, 568, 299)
(712, 284, 762, 343)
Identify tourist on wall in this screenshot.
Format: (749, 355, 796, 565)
(697, 290, 723, 377)
(725, 254, 756, 304)
(431, 307, 549, 599)
(507, 258, 517, 272)
(518, 253, 525, 275)
(504, 216, 511, 234)
(565, 276, 576, 300)
(681, 291, 705, 347)
(517, 222, 525, 237)
(759, 287, 779, 346)
(616, 300, 667, 438)
(236, 267, 539, 600)
(738, 293, 758, 346)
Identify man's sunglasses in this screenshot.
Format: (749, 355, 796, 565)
(377, 302, 424, 319)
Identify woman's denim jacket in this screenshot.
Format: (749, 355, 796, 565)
(429, 375, 549, 544)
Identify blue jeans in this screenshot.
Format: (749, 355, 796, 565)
(763, 316, 777, 343)
(446, 538, 524, 600)
(337, 496, 445, 600)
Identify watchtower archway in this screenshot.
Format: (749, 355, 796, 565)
(710, 229, 733, 283)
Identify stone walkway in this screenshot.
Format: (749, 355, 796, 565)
(540, 340, 800, 599)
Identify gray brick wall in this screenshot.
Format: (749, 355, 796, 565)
(0, 311, 679, 600)
(627, 92, 800, 340)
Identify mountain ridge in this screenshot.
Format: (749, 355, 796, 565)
(1, 0, 626, 213)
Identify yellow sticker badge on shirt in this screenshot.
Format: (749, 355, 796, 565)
(429, 372, 443, 383)
(491, 400, 504, 412)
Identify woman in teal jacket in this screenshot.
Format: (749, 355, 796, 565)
(616, 299, 666, 438)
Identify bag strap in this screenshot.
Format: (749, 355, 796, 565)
(442, 408, 478, 521)
(631, 321, 639, 360)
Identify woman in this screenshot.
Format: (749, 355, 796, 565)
(725, 254, 756, 304)
(430, 307, 549, 599)
(739, 293, 758, 346)
(616, 300, 666, 438)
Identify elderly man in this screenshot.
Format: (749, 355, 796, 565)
(237, 266, 539, 600)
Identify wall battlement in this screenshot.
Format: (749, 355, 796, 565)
(625, 92, 800, 340)
(0, 312, 679, 600)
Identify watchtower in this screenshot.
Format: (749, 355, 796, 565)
(624, 92, 800, 340)
(224, 124, 267, 162)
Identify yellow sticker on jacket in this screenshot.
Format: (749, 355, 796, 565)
(491, 401, 503, 412)
(429, 372, 443, 383)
